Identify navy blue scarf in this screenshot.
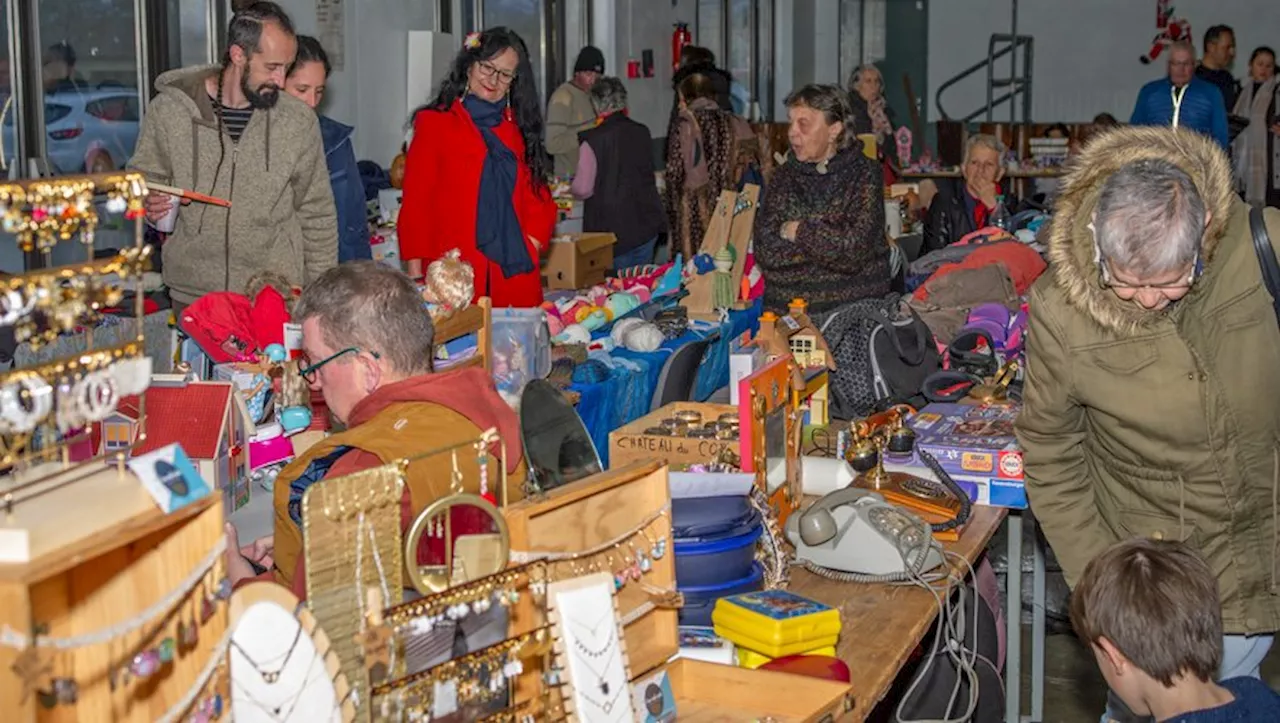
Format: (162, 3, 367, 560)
(464, 95, 533, 278)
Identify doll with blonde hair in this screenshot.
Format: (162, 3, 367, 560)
(422, 249, 475, 322)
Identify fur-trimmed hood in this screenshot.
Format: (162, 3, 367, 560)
(1046, 126, 1236, 334)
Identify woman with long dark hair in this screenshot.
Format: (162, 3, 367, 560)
(397, 27, 556, 308)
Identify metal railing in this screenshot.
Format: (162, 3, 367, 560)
(935, 33, 1034, 124)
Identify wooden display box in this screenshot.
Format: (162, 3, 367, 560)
(609, 401, 740, 470)
(663, 657, 853, 722)
(504, 461, 852, 721)
(0, 468, 229, 723)
(542, 232, 616, 290)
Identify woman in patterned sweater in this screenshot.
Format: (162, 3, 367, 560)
(754, 84, 889, 314)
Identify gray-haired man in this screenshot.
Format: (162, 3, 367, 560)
(1015, 126, 1280, 722)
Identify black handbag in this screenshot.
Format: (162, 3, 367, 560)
(1250, 206, 1280, 329)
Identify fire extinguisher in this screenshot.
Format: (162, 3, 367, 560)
(672, 22, 692, 71)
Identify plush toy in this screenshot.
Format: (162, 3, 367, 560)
(575, 307, 610, 331)
(611, 317, 645, 346)
(653, 255, 684, 296)
(422, 249, 474, 322)
(620, 322, 665, 352)
(606, 291, 640, 320)
(554, 324, 591, 345)
(246, 272, 300, 316)
(1141, 0, 1191, 64)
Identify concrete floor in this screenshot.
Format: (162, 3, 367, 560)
(1018, 628, 1280, 722)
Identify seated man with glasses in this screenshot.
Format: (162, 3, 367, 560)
(1016, 126, 1280, 723)
(226, 261, 526, 598)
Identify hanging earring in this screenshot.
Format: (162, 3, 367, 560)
(503, 88, 514, 122)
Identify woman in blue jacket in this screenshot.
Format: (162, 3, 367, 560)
(285, 36, 371, 262)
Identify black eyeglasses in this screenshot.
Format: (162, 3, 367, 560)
(297, 347, 381, 383)
(477, 60, 517, 85)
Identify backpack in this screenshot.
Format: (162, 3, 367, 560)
(819, 294, 942, 420)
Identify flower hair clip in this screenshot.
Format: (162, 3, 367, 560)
(465, 32, 481, 50)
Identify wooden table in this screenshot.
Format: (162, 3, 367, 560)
(787, 504, 1008, 721)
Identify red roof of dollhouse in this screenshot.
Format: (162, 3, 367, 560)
(118, 382, 234, 459)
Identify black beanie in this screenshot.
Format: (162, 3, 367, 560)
(574, 46, 605, 74)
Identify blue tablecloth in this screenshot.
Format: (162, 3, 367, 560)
(570, 300, 762, 467)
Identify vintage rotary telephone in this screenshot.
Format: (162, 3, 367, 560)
(785, 488, 945, 582)
(846, 406, 972, 538)
(966, 358, 1020, 404)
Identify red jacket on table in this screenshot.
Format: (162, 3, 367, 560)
(398, 100, 558, 308)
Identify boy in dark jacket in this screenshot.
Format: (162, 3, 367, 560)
(1071, 538, 1280, 723)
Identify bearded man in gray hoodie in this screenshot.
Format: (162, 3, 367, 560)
(130, 1, 337, 311)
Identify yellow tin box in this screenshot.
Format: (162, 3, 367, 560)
(712, 589, 841, 659)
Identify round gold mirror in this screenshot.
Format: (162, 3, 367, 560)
(403, 493, 510, 594)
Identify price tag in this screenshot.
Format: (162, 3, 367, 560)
(128, 443, 210, 513)
(283, 323, 303, 359)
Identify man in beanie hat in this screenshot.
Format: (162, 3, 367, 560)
(546, 46, 605, 176)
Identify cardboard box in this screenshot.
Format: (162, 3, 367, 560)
(609, 401, 740, 470)
(542, 232, 616, 290)
(883, 458, 1026, 509)
(908, 403, 1023, 481)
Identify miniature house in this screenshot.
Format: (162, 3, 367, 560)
(790, 330, 828, 369)
(104, 379, 256, 509)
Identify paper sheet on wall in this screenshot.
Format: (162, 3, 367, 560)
(316, 0, 345, 71)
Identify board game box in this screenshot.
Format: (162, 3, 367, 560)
(909, 403, 1023, 482)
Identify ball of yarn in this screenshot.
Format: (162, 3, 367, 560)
(572, 359, 612, 385)
(555, 324, 591, 345)
(611, 317, 645, 346)
(622, 322, 665, 352)
(544, 312, 565, 337)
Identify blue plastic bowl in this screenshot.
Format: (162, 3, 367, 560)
(677, 562, 766, 627)
(673, 511, 763, 588)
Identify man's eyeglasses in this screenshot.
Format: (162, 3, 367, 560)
(477, 61, 517, 85)
(297, 347, 381, 383)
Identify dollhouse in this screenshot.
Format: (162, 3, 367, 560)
(102, 379, 255, 509)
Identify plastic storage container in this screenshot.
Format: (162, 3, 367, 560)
(712, 590, 842, 659)
(673, 505, 762, 588)
(678, 562, 765, 627)
(491, 308, 551, 405)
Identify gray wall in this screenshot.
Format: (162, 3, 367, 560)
(928, 0, 1280, 123)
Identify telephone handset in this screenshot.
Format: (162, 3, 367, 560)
(785, 488, 945, 582)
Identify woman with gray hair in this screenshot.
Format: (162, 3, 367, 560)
(753, 83, 888, 313)
(1016, 127, 1280, 722)
(570, 76, 666, 269)
(923, 133, 1015, 251)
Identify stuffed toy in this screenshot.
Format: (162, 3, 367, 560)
(422, 249, 475, 322)
(1141, 0, 1191, 64)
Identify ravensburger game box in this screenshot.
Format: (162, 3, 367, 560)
(908, 403, 1027, 509)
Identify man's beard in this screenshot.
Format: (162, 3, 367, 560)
(242, 73, 280, 109)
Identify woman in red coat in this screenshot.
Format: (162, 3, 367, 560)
(399, 27, 557, 308)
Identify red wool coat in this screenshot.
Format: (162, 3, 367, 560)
(398, 100, 557, 308)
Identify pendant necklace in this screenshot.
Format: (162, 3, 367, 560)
(569, 627, 619, 698)
(232, 625, 303, 684)
(232, 647, 319, 722)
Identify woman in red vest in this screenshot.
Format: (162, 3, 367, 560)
(398, 27, 557, 308)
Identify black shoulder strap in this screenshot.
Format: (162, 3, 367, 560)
(1249, 206, 1280, 329)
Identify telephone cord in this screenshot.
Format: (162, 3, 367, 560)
(895, 550, 984, 723)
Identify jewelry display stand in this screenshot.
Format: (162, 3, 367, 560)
(508, 462, 854, 721)
(545, 572, 636, 723)
(229, 582, 355, 723)
(302, 462, 406, 723)
(0, 173, 234, 722)
(504, 461, 677, 705)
